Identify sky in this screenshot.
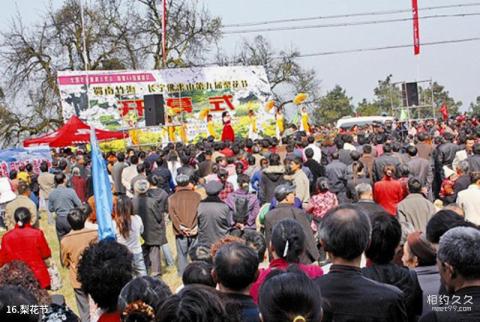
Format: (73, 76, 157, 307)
(1, 0, 479, 110)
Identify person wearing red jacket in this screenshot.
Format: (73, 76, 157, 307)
(374, 164, 405, 216)
(0, 207, 52, 289)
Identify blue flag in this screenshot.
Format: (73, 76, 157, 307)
(90, 129, 115, 240)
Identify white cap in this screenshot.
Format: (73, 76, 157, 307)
(0, 177, 16, 204)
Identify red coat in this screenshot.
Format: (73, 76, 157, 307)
(373, 177, 405, 216)
(0, 224, 51, 288)
(71, 175, 87, 202)
(221, 121, 235, 143)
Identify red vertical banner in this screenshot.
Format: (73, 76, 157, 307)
(162, 0, 167, 67)
(412, 0, 420, 55)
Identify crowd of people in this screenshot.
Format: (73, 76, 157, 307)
(0, 116, 480, 321)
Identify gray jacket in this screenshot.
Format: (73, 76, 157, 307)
(407, 156, 433, 188)
(197, 197, 232, 247)
(397, 193, 436, 233)
(325, 160, 347, 193)
(111, 161, 127, 194)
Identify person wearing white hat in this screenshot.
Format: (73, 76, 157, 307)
(0, 177, 16, 230)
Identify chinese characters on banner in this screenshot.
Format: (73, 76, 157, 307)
(57, 66, 273, 141)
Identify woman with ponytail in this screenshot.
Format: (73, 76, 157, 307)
(113, 195, 147, 276)
(259, 269, 323, 322)
(249, 219, 323, 303)
(0, 207, 51, 289)
(373, 164, 405, 215)
(346, 153, 371, 201)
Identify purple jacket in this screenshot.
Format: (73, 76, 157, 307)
(225, 189, 260, 229)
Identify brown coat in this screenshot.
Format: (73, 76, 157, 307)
(415, 142, 434, 161)
(360, 154, 375, 179)
(37, 172, 55, 200)
(60, 228, 98, 289)
(168, 187, 201, 237)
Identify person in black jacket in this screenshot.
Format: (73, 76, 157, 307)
(362, 212, 423, 322)
(133, 179, 164, 277)
(303, 148, 325, 194)
(315, 205, 408, 322)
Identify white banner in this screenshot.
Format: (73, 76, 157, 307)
(57, 66, 274, 141)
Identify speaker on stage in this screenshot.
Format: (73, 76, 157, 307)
(402, 82, 419, 107)
(144, 94, 165, 126)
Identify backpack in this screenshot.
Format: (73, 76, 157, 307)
(233, 195, 250, 224)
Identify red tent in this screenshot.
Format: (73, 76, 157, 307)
(23, 116, 128, 147)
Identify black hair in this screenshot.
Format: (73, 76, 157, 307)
(417, 132, 427, 142)
(67, 208, 87, 231)
(117, 152, 126, 162)
(156, 285, 233, 322)
(471, 171, 480, 184)
(316, 177, 329, 193)
(214, 242, 259, 291)
(331, 151, 339, 160)
(58, 159, 68, 171)
(363, 144, 372, 154)
(241, 230, 267, 262)
(406, 145, 418, 157)
(182, 262, 215, 287)
(247, 155, 255, 166)
(40, 161, 49, 172)
(365, 213, 402, 264)
(319, 205, 372, 260)
(188, 243, 213, 263)
(118, 276, 172, 322)
(258, 270, 322, 322)
(136, 163, 146, 174)
(14, 207, 31, 228)
(54, 172, 66, 185)
(426, 210, 476, 244)
(271, 219, 306, 263)
(473, 143, 480, 155)
(307, 136, 315, 144)
(9, 170, 17, 180)
(77, 240, 134, 312)
(304, 148, 314, 159)
(130, 155, 139, 165)
(268, 153, 281, 166)
(397, 164, 410, 177)
(0, 285, 39, 322)
(407, 177, 422, 193)
(147, 174, 164, 187)
(235, 174, 249, 191)
(383, 142, 392, 153)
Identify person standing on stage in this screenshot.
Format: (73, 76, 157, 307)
(166, 115, 176, 143)
(275, 107, 284, 140)
(221, 111, 235, 143)
(248, 109, 258, 140)
(207, 114, 216, 139)
(300, 106, 311, 135)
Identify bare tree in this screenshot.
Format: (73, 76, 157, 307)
(0, 0, 221, 146)
(217, 35, 321, 118)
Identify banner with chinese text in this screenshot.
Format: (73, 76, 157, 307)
(57, 66, 275, 141)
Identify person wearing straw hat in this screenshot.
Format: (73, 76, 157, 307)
(5, 180, 38, 230)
